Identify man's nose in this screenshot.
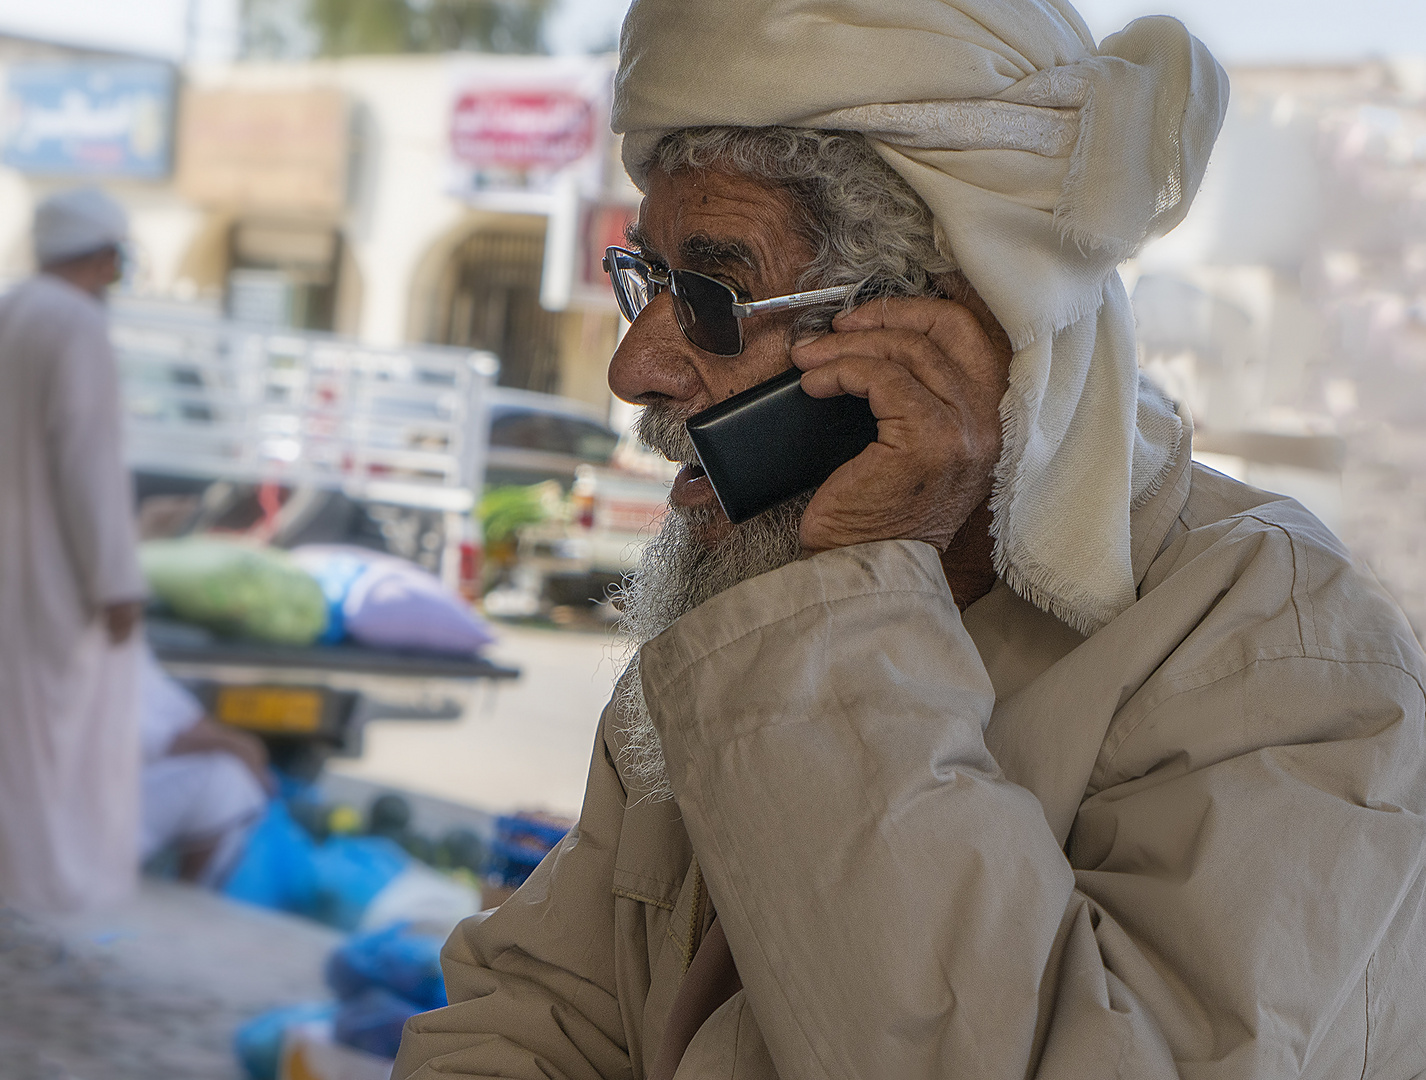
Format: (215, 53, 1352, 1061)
(607, 294, 703, 406)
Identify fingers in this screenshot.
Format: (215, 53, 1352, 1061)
(797, 328, 974, 408)
(798, 351, 997, 477)
(781, 294, 1011, 555)
(793, 295, 1008, 403)
(831, 294, 980, 337)
(797, 353, 946, 434)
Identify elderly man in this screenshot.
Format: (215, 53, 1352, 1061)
(0, 188, 146, 912)
(397, 2, 1426, 1078)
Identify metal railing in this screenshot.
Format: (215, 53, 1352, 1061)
(115, 312, 499, 513)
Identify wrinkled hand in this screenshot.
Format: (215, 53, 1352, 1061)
(792, 296, 1010, 553)
(104, 600, 144, 645)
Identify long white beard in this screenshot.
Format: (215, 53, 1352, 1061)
(614, 406, 810, 801)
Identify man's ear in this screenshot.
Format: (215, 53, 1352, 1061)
(935, 271, 1014, 362)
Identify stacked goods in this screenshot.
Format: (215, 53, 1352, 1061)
(477, 484, 553, 548)
(234, 922, 449, 1079)
(487, 813, 571, 887)
(229, 797, 571, 1078)
(291, 547, 496, 655)
(140, 539, 497, 654)
(223, 791, 481, 932)
(141, 538, 329, 646)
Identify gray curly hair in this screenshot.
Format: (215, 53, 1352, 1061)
(649, 126, 957, 329)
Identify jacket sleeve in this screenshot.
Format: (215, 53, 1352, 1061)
(45, 306, 144, 610)
(393, 709, 634, 1080)
(637, 539, 1426, 1080)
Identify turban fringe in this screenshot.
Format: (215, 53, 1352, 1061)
(615, 2, 1228, 633)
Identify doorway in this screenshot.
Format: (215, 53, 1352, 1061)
(433, 227, 565, 394)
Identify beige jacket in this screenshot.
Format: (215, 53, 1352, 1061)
(396, 448, 1426, 1079)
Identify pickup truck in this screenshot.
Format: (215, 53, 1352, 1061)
(115, 305, 518, 773)
(508, 452, 674, 612)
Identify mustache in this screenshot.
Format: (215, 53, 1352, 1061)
(635, 403, 699, 466)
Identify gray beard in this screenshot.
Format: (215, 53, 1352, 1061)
(613, 405, 810, 801)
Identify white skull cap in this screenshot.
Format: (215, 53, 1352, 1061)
(33, 187, 129, 266)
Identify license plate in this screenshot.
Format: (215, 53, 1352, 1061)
(215, 686, 324, 734)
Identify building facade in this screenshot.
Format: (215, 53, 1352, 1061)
(0, 44, 634, 411)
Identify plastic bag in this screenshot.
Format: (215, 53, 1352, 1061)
(308, 835, 410, 931)
(325, 921, 447, 1011)
(291, 545, 496, 655)
(234, 1001, 336, 1080)
(224, 804, 409, 929)
(298, 549, 369, 645)
(141, 537, 328, 646)
(358, 862, 482, 936)
(332, 987, 423, 1061)
(223, 801, 320, 915)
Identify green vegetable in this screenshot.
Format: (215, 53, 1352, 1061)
(478, 484, 552, 545)
(141, 537, 329, 646)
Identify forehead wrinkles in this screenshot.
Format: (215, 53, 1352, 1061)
(646, 168, 810, 284)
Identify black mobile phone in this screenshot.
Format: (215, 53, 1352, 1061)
(685, 367, 880, 524)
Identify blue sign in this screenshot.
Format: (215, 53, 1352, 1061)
(2, 63, 175, 178)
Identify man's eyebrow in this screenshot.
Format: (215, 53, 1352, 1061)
(679, 233, 758, 273)
(625, 222, 660, 261)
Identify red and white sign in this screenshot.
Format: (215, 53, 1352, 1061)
(451, 90, 596, 170)
(446, 57, 614, 201)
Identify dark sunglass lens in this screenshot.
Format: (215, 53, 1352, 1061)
(671, 270, 742, 355)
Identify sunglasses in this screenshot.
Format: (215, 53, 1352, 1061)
(602, 246, 856, 356)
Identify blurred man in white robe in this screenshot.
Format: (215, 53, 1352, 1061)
(0, 188, 146, 913)
(137, 647, 272, 886)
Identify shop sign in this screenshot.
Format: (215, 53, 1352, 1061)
(540, 194, 639, 312)
(1, 62, 175, 178)
(575, 201, 638, 308)
(176, 88, 349, 216)
(447, 56, 612, 201)
(451, 90, 596, 171)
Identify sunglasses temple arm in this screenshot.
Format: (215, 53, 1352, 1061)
(731, 284, 857, 319)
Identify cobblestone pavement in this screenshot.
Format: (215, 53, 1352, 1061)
(0, 881, 338, 1080)
(0, 909, 242, 1079)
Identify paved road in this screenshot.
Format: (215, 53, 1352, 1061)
(328, 622, 626, 818)
(0, 881, 337, 1080)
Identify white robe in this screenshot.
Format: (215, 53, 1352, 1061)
(137, 647, 267, 885)
(0, 274, 145, 914)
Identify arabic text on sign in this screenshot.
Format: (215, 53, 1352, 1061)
(450, 91, 596, 170)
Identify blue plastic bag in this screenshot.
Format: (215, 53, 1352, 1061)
(290, 545, 497, 655)
(293, 549, 369, 645)
(488, 814, 570, 887)
(326, 922, 447, 1010)
(224, 804, 408, 929)
(233, 1001, 336, 1080)
(333, 987, 425, 1060)
(309, 835, 409, 930)
(223, 801, 319, 914)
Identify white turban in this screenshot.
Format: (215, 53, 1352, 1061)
(34, 187, 129, 267)
(613, 0, 1229, 633)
